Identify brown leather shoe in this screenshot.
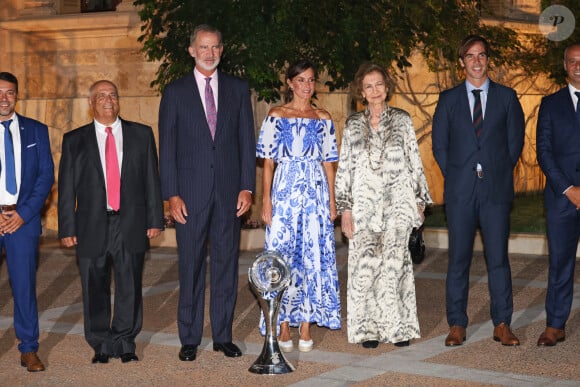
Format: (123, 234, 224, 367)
(493, 323, 520, 346)
(537, 327, 565, 346)
(20, 352, 45, 372)
(445, 326, 466, 346)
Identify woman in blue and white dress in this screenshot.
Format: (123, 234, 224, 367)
(256, 59, 341, 352)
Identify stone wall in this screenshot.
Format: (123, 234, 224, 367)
(0, 1, 554, 233)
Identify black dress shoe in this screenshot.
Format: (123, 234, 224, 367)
(362, 340, 379, 349)
(213, 342, 242, 357)
(394, 340, 410, 347)
(179, 345, 197, 361)
(91, 353, 110, 364)
(120, 353, 139, 363)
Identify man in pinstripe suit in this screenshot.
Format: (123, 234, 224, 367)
(158, 24, 256, 361)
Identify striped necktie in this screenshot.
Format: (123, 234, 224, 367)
(472, 89, 483, 137)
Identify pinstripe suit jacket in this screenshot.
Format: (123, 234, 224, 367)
(158, 71, 256, 214)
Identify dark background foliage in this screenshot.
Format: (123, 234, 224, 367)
(133, 0, 577, 102)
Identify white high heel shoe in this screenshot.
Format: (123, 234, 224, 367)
(298, 323, 313, 352)
(278, 323, 294, 352)
(278, 339, 294, 352)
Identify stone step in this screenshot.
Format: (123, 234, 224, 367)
(152, 227, 577, 257)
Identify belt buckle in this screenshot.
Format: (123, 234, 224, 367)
(476, 170, 484, 179)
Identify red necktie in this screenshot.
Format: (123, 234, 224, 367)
(105, 126, 120, 211)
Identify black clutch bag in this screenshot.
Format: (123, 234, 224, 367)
(408, 226, 425, 264)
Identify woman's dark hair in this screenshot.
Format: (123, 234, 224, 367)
(351, 62, 395, 103)
(284, 59, 316, 103)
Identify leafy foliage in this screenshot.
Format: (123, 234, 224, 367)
(133, 0, 545, 102)
(525, 0, 580, 87)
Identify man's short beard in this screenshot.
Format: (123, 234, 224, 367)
(196, 59, 220, 72)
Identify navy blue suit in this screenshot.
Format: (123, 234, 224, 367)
(432, 80, 524, 327)
(1, 114, 54, 353)
(536, 86, 579, 330)
(158, 71, 255, 345)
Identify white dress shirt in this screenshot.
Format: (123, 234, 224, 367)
(194, 68, 219, 116)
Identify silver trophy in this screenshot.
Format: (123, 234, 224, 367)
(248, 250, 295, 374)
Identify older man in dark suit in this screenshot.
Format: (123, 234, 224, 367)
(0, 72, 54, 372)
(58, 80, 164, 364)
(432, 35, 525, 347)
(158, 24, 255, 361)
(536, 42, 580, 347)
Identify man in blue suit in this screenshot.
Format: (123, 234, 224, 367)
(158, 24, 255, 361)
(536, 42, 580, 347)
(432, 35, 524, 347)
(0, 72, 54, 371)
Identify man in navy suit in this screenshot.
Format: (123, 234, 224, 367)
(158, 24, 255, 361)
(432, 35, 524, 347)
(0, 72, 54, 371)
(536, 42, 580, 347)
(58, 80, 164, 363)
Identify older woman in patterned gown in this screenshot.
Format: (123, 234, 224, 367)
(256, 59, 341, 353)
(335, 62, 431, 348)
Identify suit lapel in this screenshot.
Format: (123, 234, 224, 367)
(16, 114, 29, 182)
(561, 88, 580, 130)
(85, 124, 106, 185)
(120, 119, 135, 180)
(459, 83, 477, 141)
(215, 71, 230, 141)
(190, 72, 215, 142)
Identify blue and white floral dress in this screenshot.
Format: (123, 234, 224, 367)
(256, 116, 342, 334)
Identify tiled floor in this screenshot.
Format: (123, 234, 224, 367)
(0, 238, 578, 386)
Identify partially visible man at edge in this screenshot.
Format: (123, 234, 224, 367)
(0, 71, 54, 372)
(536, 42, 580, 347)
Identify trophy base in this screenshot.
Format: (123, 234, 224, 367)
(249, 359, 295, 375)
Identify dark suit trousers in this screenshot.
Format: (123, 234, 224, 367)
(445, 184, 514, 327)
(78, 214, 144, 356)
(1, 228, 40, 354)
(544, 208, 578, 329)
(176, 194, 241, 346)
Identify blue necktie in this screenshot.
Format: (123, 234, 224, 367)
(575, 91, 580, 126)
(1, 120, 17, 195)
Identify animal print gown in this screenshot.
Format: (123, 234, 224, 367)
(335, 106, 432, 344)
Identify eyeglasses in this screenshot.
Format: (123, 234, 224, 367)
(95, 93, 118, 102)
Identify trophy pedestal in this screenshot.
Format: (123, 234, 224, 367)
(248, 251, 295, 375)
(249, 291, 295, 374)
